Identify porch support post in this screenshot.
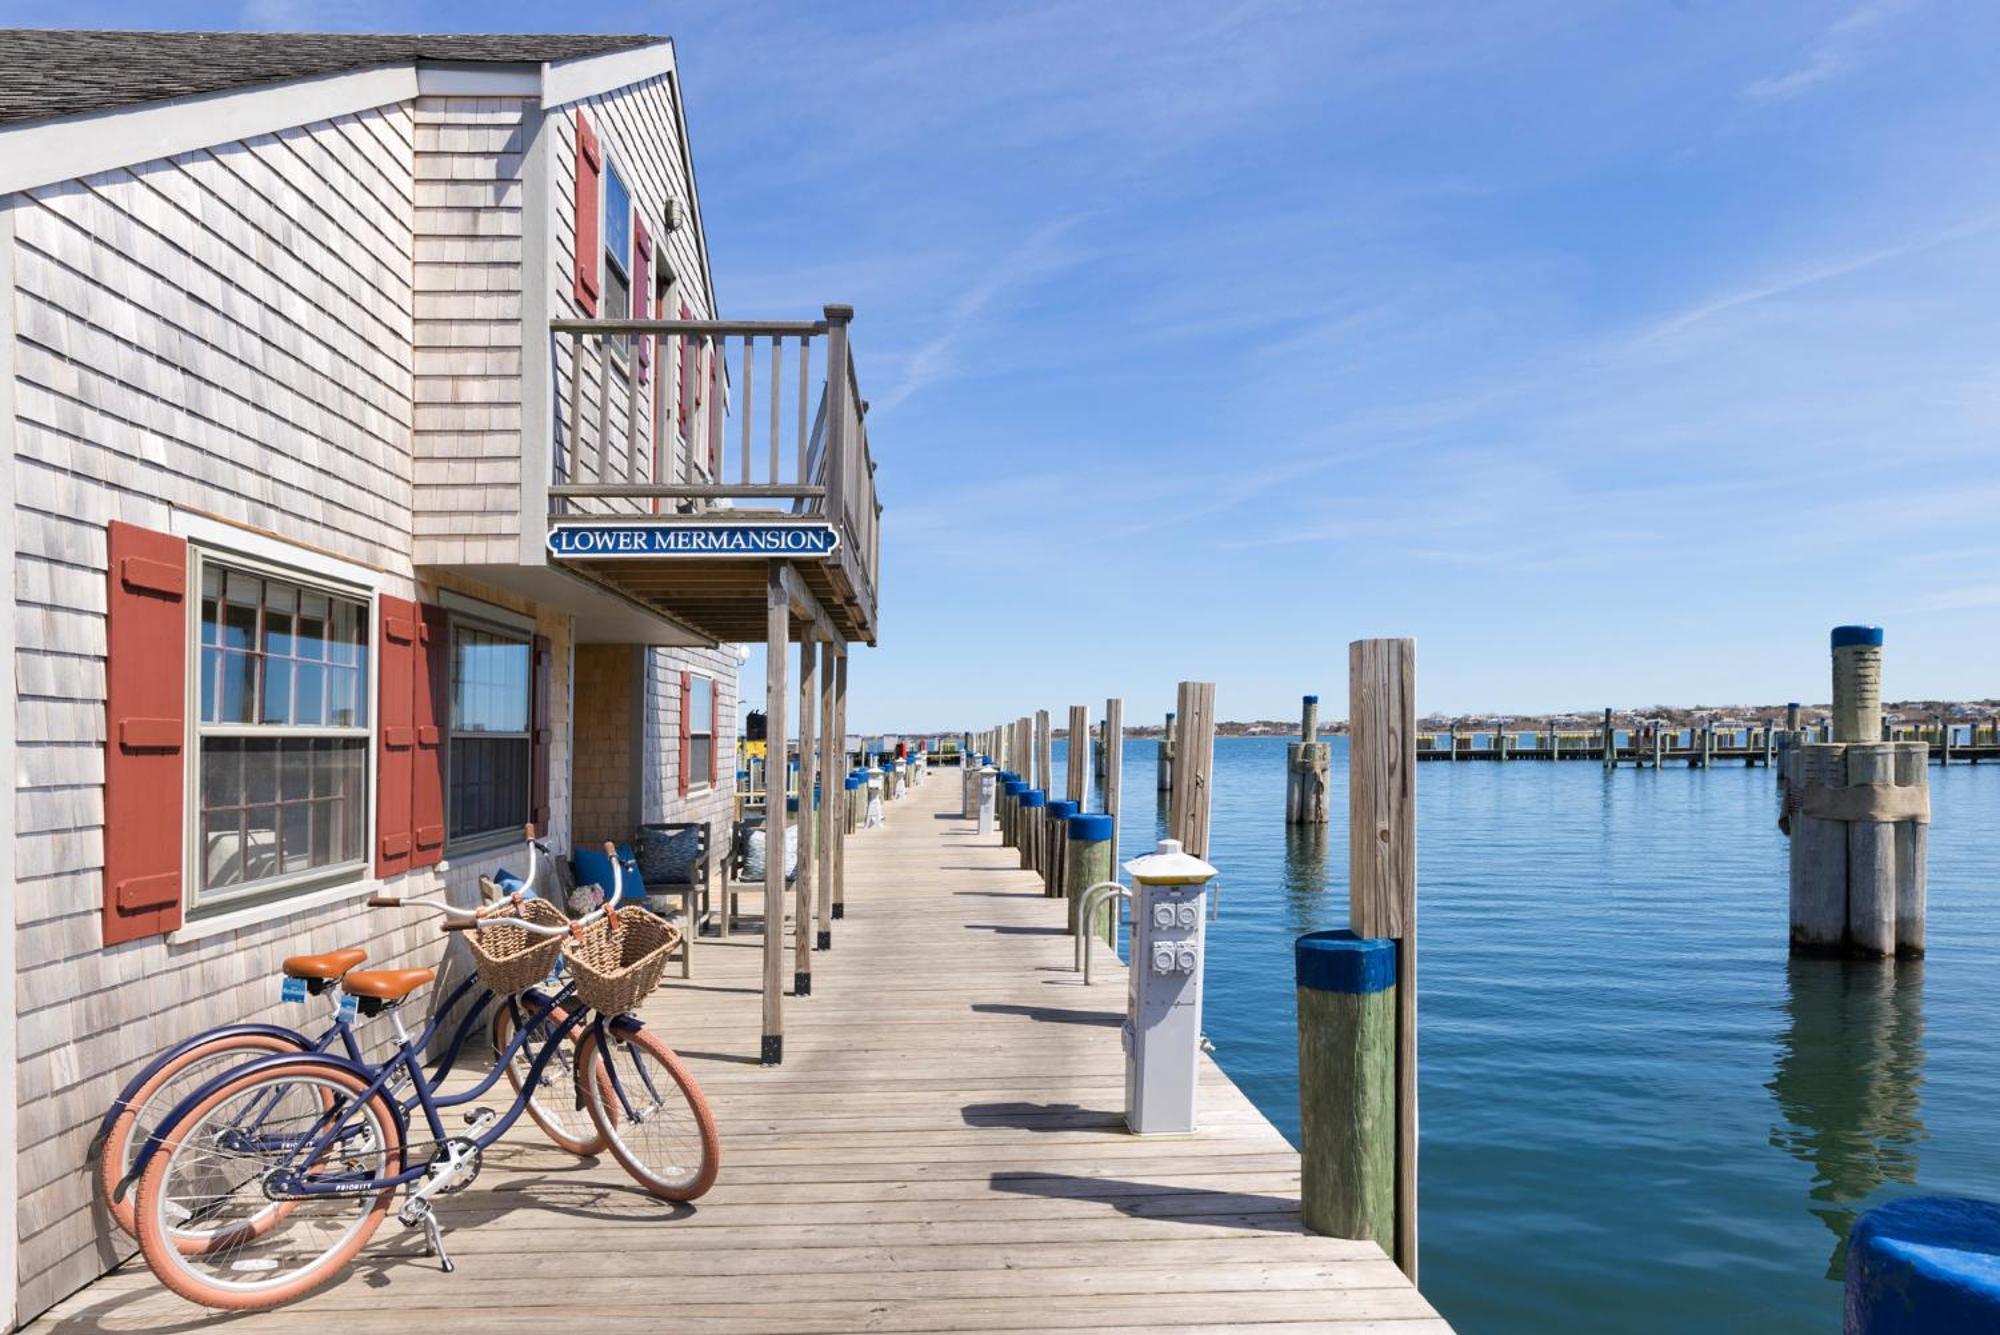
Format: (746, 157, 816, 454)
(818, 640, 842, 948)
(794, 638, 818, 997)
(762, 565, 790, 1065)
(833, 650, 850, 920)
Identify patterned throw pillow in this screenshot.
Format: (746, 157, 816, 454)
(638, 826, 703, 884)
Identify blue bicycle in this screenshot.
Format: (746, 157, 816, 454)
(94, 830, 600, 1241)
(122, 854, 717, 1311)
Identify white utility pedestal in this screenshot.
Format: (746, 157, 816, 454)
(1122, 838, 1216, 1134)
(976, 765, 997, 834)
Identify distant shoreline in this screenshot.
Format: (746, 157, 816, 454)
(967, 698, 2000, 740)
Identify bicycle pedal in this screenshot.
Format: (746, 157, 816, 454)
(463, 1106, 497, 1129)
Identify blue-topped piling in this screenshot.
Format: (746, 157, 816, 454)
(1296, 928, 1397, 1254)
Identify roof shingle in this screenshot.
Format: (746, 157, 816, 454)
(0, 29, 662, 127)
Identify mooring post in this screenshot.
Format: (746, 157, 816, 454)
(1286, 694, 1331, 824)
(1296, 931, 1396, 1253)
(1019, 787, 1045, 876)
(1064, 811, 1115, 938)
(1601, 708, 1616, 771)
(1786, 627, 1929, 959)
(1157, 711, 1176, 792)
(1103, 697, 1124, 865)
(1651, 724, 1664, 769)
(1447, 720, 1459, 761)
(1168, 682, 1217, 858)
(1067, 705, 1089, 807)
(1000, 775, 1023, 849)
(1044, 799, 1076, 901)
(1341, 637, 1418, 1281)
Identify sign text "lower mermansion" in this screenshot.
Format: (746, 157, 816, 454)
(547, 522, 841, 559)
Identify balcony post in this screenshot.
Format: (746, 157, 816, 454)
(762, 565, 790, 1065)
(823, 305, 852, 530)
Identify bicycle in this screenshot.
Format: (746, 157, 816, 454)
(97, 828, 601, 1242)
(123, 852, 718, 1311)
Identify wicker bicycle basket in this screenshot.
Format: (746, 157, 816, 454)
(562, 907, 679, 1015)
(467, 897, 570, 995)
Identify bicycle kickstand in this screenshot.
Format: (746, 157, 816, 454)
(403, 1200, 455, 1274)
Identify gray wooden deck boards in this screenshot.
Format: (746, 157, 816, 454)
(33, 771, 1448, 1332)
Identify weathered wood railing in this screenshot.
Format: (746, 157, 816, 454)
(547, 304, 880, 617)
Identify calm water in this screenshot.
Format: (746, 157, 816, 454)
(1048, 735, 2000, 1334)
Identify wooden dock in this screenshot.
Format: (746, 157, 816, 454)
(34, 770, 1448, 1332)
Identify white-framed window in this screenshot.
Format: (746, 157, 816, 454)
(447, 617, 533, 847)
(603, 162, 633, 361)
(688, 674, 716, 789)
(191, 549, 371, 911)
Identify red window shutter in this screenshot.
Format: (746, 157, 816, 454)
(103, 521, 187, 946)
(375, 596, 418, 878)
(530, 633, 553, 832)
(634, 220, 652, 385)
(678, 670, 692, 798)
(411, 603, 449, 869)
(573, 112, 602, 315)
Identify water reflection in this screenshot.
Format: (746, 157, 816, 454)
(1767, 958, 1927, 1279)
(1279, 822, 1334, 935)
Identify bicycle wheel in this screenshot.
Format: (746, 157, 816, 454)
(100, 1031, 307, 1239)
(576, 1025, 719, 1201)
(490, 1000, 610, 1156)
(134, 1060, 398, 1311)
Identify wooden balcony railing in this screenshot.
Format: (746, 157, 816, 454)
(547, 305, 880, 639)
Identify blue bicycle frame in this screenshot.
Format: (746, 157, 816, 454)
(116, 973, 579, 1201)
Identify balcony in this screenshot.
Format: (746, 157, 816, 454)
(544, 305, 880, 647)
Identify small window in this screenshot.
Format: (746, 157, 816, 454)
(689, 675, 715, 788)
(195, 557, 370, 908)
(603, 165, 633, 360)
(448, 622, 532, 844)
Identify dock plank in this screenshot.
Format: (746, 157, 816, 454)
(31, 770, 1447, 1332)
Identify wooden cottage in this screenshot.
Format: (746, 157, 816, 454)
(0, 29, 880, 1324)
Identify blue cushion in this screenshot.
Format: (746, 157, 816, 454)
(572, 845, 647, 907)
(638, 826, 702, 884)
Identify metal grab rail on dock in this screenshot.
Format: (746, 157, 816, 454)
(1074, 881, 1130, 985)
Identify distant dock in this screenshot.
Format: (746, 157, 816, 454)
(1417, 721, 2000, 766)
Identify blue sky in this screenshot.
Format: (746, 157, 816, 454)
(14, 2, 2000, 729)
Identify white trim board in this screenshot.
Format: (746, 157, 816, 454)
(0, 190, 23, 1333)
(541, 42, 675, 109)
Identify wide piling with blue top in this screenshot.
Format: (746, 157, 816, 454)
(1043, 799, 1076, 899)
(1019, 788, 1045, 873)
(1065, 811, 1115, 937)
(1296, 929, 1397, 1252)
(1845, 1196, 2000, 1334)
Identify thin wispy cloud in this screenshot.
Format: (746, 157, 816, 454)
(1743, 0, 1919, 101)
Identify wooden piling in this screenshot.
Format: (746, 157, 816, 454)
(1789, 742, 1849, 954)
(1157, 711, 1176, 792)
(1044, 800, 1074, 901)
(1845, 743, 1897, 959)
(1019, 787, 1044, 874)
(1103, 697, 1124, 865)
(1064, 812, 1115, 938)
(1601, 708, 1615, 771)
(1348, 637, 1417, 1282)
(1286, 694, 1331, 825)
(1067, 704, 1089, 806)
(1168, 683, 1216, 859)
(1894, 742, 1928, 958)
(1035, 709, 1053, 797)
(1296, 931, 1397, 1254)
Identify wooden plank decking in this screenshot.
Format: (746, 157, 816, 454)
(35, 771, 1448, 1333)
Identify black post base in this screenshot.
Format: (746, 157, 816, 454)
(760, 1034, 782, 1065)
(794, 970, 811, 996)
(832, 904, 845, 919)
(817, 929, 831, 951)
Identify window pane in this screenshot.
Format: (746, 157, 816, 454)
(200, 736, 366, 896)
(451, 627, 529, 733)
(260, 658, 292, 725)
(449, 735, 531, 841)
(690, 675, 714, 729)
(605, 167, 632, 271)
(200, 560, 367, 729)
(691, 736, 714, 787)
